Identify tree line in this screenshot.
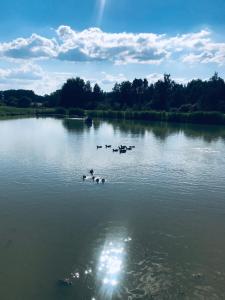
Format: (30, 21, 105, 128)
(1, 73, 225, 113)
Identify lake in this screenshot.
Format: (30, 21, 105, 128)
(0, 117, 225, 300)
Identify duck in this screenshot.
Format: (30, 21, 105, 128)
(90, 169, 94, 175)
(113, 149, 119, 152)
(58, 278, 73, 287)
(83, 175, 87, 180)
(97, 145, 102, 149)
(105, 145, 112, 148)
(119, 145, 127, 150)
(102, 178, 106, 184)
(92, 176, 95, 181)
(120, 149, 127, 154)
(96, 178, 100, 184)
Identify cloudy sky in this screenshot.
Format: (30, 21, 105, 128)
(0, 0, 225, 94)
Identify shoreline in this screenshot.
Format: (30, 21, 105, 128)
(1, 106, 225, 126)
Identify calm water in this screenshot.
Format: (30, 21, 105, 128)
(0, 117, 225, 300)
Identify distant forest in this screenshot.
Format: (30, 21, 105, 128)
(1, 73, 225, 113)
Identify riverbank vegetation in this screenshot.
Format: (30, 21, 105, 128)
(87, 110, 225, 125)
(0, 106, 56, 118)
(1, 106, 225, 126)
(0, 73, 225, 124)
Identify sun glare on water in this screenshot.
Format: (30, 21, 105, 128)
(97, 234, 132, 298)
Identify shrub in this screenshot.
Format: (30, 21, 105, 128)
(178, 104, 193, 113)
(68, 108, 85, 117)
(85, 109, 225, 126)
(55, 107, 67, 115)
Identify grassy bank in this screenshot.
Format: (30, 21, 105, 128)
(87, 110, 225, 126)
(1, 106, 225, 126)
(0, 106, 36, 117)
(0, 106, 87, 118)
(0, 106, 58, 118)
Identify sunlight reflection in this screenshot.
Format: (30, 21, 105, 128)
(97, 235, 132, 298)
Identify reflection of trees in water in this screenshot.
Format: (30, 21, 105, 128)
(62, 118, 92, 133)
(107, 119, 225, 143)
(180, 124, 225, 143)
(62, 118, 225, 142)
(110, 120, 147, 136)
(93, 120, 101, 131)
(107, 119, 181, 140)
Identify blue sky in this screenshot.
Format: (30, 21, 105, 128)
(0, 0, 225, 94)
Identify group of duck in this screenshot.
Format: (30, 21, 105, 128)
(82, 169, 105, 184)
(97, 144, 136, 154)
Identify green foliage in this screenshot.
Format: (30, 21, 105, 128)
(68, 108, 85, 117)
(2, 89, 42, 107)
(49, 72, 225, 114)
(44, 90, 61, 107)
(55, 107, 67, 115)
(87, 109, 225, 125)
(0, 106, 35, 117)
(0, 106, 57, 118)
(178, 104, 193, 113)
(59, 78, 104, 109)
(18, 96, 32, 108)
(1, 72, 225, 125)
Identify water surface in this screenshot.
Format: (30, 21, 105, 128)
(0, 117, 225, 300)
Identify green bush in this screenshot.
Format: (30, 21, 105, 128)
(55, 107, 67, 115)
(68, 108, 85, 117)
(86, 109, 225, 126)
(178, 104, 193, 113)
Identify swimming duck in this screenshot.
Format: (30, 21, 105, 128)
(58, 278, 73, 286)
(120, 149, 126, 154)
(119, 145, 127, 150)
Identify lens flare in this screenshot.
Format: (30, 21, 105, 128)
(97, 0, 107, 26)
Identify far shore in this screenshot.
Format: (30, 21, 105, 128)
(1, 106, 225, 126)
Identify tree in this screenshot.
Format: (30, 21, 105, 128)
(131, 78, 148, 109)
(18, 96, 32, 108)
(60, 77, 86, 108)
(1, 73, 225, 113)
(202, 73, 225, 111)
(151, 74, 174, 110)
(45, 90, 61, 107)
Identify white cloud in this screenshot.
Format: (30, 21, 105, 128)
(0, 63, 72, 95)
(0, 25, 224, 65)
(0, 26, 224, 94)
(146, 73, 188, 84)
(146, 73, 164, 83)
(0, 34, 58, 60)
(0, 63, 43, 81)
(182, 48, 225, 65)
(100, 72, 127, 85)
(56, 26, 168, 64)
